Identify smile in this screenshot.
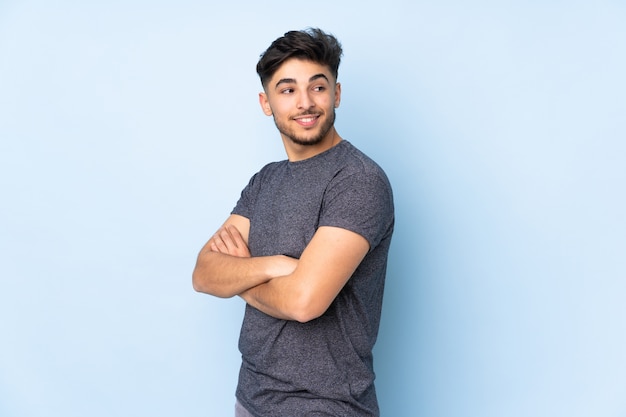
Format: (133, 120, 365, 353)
(293, 114, 320, 127)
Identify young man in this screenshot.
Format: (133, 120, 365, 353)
(193, 28, 394, 416)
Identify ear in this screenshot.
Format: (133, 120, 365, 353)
(259, 92, 273, 116)
(334, 82, 342, 108)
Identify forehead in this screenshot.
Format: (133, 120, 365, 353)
(270, 58, 334, 84)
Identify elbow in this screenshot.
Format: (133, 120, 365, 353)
(192, 269, 233, 298)
(192, 253, 234, 298)
(192, 272, 204, 293)
(291, 307, 326, 323)
(289, 292, 329, 323)
(292, 311, 322, 324)
(192, 269, 207, 293)
(193, 281, 233, 299)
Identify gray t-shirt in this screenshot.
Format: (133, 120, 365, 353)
(232, 140, 394, 416)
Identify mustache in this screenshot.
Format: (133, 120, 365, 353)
(293, 111, 322, 117)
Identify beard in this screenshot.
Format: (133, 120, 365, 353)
(273, 109, 336, 147)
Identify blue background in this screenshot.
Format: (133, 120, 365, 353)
(1, 1, 625, 416)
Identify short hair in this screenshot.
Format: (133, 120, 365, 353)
(256, 28, 343, 88)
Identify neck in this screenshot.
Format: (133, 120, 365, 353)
(283, 128, 343, 162)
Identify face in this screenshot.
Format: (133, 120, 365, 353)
(259, 58, 341, 148)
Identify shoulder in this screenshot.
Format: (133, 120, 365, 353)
(248, 160, 289, 184)
(324, 141, 394, 211)
(335, 141, 392, 191)
(258, 159, 288, 175)
(319, 142, 394, 246)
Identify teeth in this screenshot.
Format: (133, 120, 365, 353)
(299, 117, 315, 123)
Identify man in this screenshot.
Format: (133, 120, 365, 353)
(193, 28, 394, 416)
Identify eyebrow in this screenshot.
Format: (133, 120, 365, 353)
(274, 73, 330, 89)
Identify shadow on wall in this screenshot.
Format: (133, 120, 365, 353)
(373, 156, 436, 415)
(341, 88, 438, 414)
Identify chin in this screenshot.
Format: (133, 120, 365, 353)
(288, 135, 325, 147)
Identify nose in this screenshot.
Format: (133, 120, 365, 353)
(297, 90, 314, 110)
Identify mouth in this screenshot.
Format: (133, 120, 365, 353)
(293, 114, 321, 127)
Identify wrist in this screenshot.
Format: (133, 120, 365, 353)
(266, 255, 298, 278)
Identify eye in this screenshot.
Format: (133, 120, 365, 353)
(313, 86, 326, 92)
(281, 88, 294, 94)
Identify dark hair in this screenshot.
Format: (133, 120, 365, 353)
(256, 28, 343, 88)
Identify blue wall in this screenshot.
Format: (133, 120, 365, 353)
(1, 1, 625, 416)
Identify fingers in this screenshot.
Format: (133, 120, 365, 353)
(225, 225, 246, 248)
(210, 234, 227, 253)
(209, 225, 251, 257)
(225, 225, 251, 257)
(209, 227, 232, 254)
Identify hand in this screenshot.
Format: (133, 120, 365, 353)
(270, 255, 298, 277)
(209, 224, 251, 258)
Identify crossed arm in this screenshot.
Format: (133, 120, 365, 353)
(192, 214, 370, 323)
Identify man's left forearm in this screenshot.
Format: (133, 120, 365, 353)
(239, 275, 308, 322)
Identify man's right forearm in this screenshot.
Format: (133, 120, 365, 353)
(192, 250, 295, 298)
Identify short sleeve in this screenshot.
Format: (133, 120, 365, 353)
(231, 172, 260, 220)
(318, 170, 394, 250)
